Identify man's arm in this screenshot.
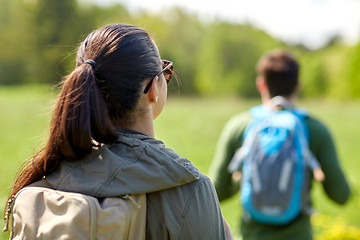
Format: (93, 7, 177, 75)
(307, 117, 351, 204)
(208, 113, 251, 201)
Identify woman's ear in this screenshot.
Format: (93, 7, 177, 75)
(147, 76, 159, 103)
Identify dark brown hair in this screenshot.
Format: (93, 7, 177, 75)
(6, 24, 161, 208)
(256, 49, 299, 97)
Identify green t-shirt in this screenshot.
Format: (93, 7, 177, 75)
(209, 108, 351, 240)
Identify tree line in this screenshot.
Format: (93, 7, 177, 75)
(1, 0, 359, 98)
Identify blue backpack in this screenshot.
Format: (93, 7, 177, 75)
(228, 97, 320, 225)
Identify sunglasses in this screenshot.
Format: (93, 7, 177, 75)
(143, 60, 173, 94)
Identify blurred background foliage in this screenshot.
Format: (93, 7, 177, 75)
(0, 0, 360, 99)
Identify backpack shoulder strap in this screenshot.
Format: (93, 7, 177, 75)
(227, 105, 272, 173)
(245, 105, 270, 135)
(291, 108, 310, 141)
(249, 105, 271, 119)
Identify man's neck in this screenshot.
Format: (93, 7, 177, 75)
(263, 95, 296, 110)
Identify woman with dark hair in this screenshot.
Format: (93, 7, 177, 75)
(4, 24, 231, 239)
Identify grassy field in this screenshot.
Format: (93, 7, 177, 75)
(0, 85, 359, 239)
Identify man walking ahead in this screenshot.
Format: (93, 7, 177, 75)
(209, 49, 351, 240)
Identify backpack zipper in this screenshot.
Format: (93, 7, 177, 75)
(3, 195, 16, 232)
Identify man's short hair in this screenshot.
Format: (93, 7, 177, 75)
(256, 49, 299, 97)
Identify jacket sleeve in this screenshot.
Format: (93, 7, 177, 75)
(208, 113, 251, 201)
(179, 175, 228, 240)
(307, 117, 351, 204)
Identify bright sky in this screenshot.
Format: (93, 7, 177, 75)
(89, 0, 360, 49)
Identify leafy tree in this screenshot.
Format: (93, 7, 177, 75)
(346, 42, 360, 98)
(301, 56, 328, 97)
(195, 22, 281, 97)
(32, 0, 85, 84)
(133, 8, 205, 95)
(160, 9, 205, 95)
(1, 0, 359, 100)
(0, 0, 33, 84)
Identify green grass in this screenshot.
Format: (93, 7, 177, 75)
(0, 86, 359, 239)
(0, 85, 55, 194)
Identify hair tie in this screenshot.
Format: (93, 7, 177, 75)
(84, 59, 98, 71)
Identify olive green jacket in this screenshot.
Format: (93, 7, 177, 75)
(46, 128, 227, 240)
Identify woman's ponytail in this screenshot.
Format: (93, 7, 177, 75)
(5, 63, 117, 209)
(53, 62, 117, 161)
